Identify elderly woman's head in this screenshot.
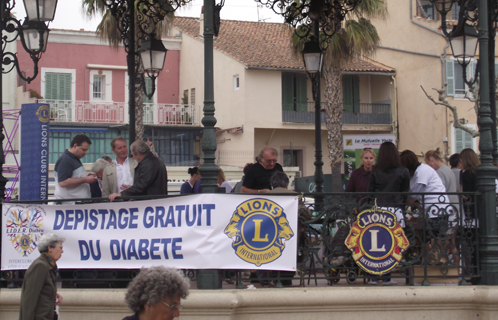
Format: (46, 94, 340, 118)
(125, 267, 189, 319)
(38, 233, 65, 261)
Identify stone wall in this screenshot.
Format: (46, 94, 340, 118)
(2, 286, 498, 320)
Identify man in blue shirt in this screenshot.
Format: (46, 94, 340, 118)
(54, 134, 97, 201)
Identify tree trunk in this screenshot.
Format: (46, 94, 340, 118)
(135, 56, 145, 141)
(322, 64, 344, 192)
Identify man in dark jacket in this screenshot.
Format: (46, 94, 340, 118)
(108, 140, 168, 201)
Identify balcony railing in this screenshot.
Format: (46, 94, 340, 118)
(38, 100, 200, 126)
(282, 102, 392, 125)
(144, 103, 199, 126)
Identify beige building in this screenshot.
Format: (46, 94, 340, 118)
(370, 0, 496, 157)
(173, 17, 396, 180)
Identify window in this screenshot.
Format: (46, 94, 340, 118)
(182, 89, 189, 104)
(446, 59, 484, 97)
(233, 75, 239, 91)
(418, 1, 437, 20)
(92, 75, 105, 100)
(143, 127, 201, 166)
(283, 149, 303, 174)
(89, 70, 112, 101)
(451, 3, 460, 20)
(452, 124, 477, 153)
(342, 75, 360, 113)
(282, 72, 307, 112)
(44, 72, 72, 100)
(49, 128, 129, 164)
(191, 88, 195, 105)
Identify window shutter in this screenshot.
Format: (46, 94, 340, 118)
(446, 60, 455, 96)
(296, 74, 308, 112)
(353, 75, 360, 113)
(144, 77, 153, 104)
(455, 127, 473, 153)
(281, 73, 294, 111)
(343, 75, 353, 113)
(46, 73, 71, 100)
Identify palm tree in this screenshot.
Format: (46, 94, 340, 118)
(81, 0, 177, 141)
(292, 0, 388, 192)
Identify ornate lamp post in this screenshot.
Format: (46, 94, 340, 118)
(196, 0, 226, 290)
(432, 0, 498, 285)
(138, 35, 168, 99)
(301, 26, 324, 210)
(0, 0, 58, 285)
(103, 0, 191, 145)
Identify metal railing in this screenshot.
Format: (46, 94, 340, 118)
(282, 102, 392, 125)
(38, 100, 201, 126)
(154, 103, 198, 126)
(216, 150, 254, 167)
(0, 191, 480, 288)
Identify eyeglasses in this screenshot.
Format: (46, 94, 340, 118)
(161, 301, 183, 312)
(264, 159, 277, 164)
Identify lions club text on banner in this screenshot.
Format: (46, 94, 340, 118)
(2, 194, 298, 271)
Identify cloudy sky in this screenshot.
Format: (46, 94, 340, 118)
(14, 0, 284, 31)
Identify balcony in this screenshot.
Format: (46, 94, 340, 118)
(282, 102, 392, 125)
(38, 100, 201, 126)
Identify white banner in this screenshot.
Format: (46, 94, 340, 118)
(2, 194, 298, 271)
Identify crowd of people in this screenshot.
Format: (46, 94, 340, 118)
(21, 138, 484, 319)
(344, 142, 479, 284)
(53, 134, 168, 203)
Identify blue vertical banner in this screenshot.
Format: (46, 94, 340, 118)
(19, 103, 50, 201)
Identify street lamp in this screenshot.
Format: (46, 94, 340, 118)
(23, 0, 58, 22)
(301, 32, 324, 210)
(432, 0, 498, 285)
(449, 23, 478, 63)
(138, 34, 168, 99)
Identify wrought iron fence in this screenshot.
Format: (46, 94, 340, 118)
(0, 191, 480, 288)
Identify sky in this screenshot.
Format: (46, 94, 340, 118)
(14, 0, 284, 32)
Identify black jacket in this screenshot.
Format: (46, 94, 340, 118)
(367, 166, 410, 208)
(121, 152, 168, 197)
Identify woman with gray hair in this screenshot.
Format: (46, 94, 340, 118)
(122, 266, 189, 320)
(90, 157, 111, 197)
(20, 233, 65, 320)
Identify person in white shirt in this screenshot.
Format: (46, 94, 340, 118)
(101, 136, 138, 198)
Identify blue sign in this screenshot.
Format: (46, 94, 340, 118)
(19, 103, 49, 201)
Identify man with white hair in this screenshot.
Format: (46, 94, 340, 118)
(109, 140, 168, 201)
(102, 136, 138, 198)
(242, 147, 283, 193)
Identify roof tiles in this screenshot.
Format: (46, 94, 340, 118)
(173, 17, 394, 73)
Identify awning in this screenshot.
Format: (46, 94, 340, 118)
(49, 127, 108, 133)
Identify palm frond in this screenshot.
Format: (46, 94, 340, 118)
(355, 0, 389, 19)
(81, 0, 108, 17)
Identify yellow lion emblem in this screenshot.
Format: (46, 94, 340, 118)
(224, 198, 294, 267)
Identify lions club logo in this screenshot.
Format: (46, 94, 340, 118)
(4, 205, 45, 256)
(35, 104, 50, 123)
(224, 198, 294, 266)
(345, 209, 409, 275)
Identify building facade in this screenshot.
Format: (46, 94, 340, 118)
(173, 16, 396, 178)
(16, 29, 202, 167)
